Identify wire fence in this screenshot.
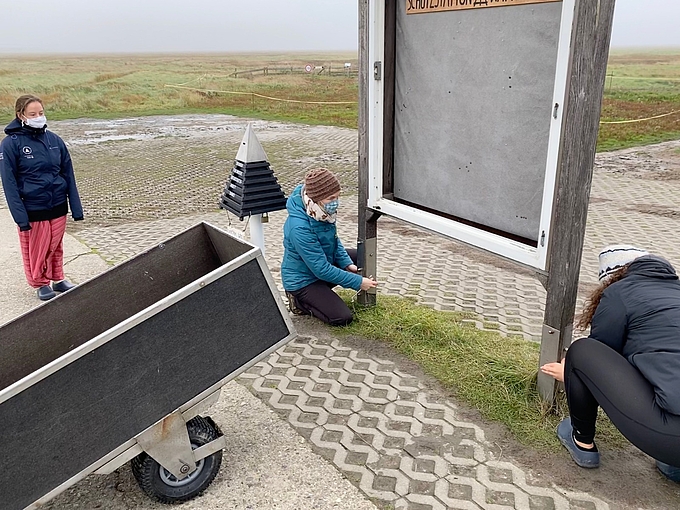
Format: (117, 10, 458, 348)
(228, 65, 359, 78)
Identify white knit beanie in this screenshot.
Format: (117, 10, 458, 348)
(598, 244, 649, 281)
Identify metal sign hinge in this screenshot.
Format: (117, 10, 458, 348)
(374, 61, 382, 81)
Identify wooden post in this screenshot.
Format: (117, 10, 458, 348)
(357, 0, 376, 306)
(357, 0, 396, 306)
(538, 0, 618, 403)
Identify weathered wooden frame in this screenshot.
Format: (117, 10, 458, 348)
(358, 0, 617, 401)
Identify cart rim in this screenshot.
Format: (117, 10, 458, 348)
(158, 443, 206, 487)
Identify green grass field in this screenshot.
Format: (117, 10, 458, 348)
(0, 51, 678, 151)
(0, 53, 359, 129)
(599, 50, 680, 150)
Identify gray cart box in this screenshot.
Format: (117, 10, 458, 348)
(0, 222, 296, 509)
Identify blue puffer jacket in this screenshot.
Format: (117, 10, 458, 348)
(0, 118, 83, 230)
(281, 184, 362, 292)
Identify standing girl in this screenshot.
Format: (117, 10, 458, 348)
(1, 95, 83, 301)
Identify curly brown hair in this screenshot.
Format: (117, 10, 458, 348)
(576, 266, 629, 330)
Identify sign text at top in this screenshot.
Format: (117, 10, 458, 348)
(406, 0, 562, 14)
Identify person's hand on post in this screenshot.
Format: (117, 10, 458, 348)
(360, 277, 378, 291)
(346, 264, 359, 274)
(540, 358, 565, 383)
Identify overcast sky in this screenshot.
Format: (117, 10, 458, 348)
(0, 0, 676, 54)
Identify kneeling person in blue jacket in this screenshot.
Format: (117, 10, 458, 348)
(282, 168, 377, 326)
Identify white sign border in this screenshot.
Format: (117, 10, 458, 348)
(367, 0, 576, 272)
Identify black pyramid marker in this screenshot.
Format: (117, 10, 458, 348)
(219, 124, 287, 220)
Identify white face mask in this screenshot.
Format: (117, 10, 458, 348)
(23, 115, 47, 129)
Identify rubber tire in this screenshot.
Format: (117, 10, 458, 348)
(130, 416, 223, 504)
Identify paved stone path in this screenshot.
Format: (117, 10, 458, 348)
(66, 115, 680, 343)
(6, 115, 679, 509)
(240, 332, 611, 510)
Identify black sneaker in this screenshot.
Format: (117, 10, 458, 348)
(37, 285, 57, 301)
(52, 280, 77, 293)
(556, 418, 600, 468)
(285, 291, 306, 315)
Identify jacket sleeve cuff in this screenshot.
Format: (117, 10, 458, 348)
(73, 216, 84, 221)
(19, 224, 31, 231)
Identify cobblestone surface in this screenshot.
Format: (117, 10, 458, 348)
(6, 116, 678, 509)
(64, 115, 680, 342)
(239, 333, 613, 510)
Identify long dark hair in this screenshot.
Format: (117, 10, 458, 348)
(577, 266, 629, 330)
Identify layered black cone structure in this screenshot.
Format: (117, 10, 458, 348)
(219, 124, 287, 220)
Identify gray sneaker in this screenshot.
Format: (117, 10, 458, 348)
(556, 418, 600, 468)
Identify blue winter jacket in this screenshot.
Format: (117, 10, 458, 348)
(281, 184, 362, 292)
(0, 118, 83, 231)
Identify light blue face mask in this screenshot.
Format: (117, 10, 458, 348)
(324, 199, 339, 215)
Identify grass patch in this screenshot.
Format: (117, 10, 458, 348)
(0, 53, 359, 129)
(337, 292, 627, 452)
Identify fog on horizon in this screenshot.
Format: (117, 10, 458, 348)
(0, 0, 677, 55)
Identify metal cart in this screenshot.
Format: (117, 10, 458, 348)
(0, 222, 296, 509)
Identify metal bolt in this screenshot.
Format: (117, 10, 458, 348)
(180, 463, 190, 474)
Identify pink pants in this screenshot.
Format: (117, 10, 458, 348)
(18, 216, 67, 288)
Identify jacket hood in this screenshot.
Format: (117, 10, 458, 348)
(286, 184, 308, 220)
(626, 255, 678, 280)
(4, 118, 23, 134)
(4, 117, 46, 135)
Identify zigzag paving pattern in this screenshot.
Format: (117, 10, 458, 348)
(238, 335, 610, 510)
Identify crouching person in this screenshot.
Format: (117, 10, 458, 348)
(541, 245, 680, 482)
(282, 168, 377, 326)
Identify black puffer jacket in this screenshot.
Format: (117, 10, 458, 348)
(591, 256, 680, 414)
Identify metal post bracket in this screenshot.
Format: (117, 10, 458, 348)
(135, 411, 196, 480)
(537, 324, 561, 403)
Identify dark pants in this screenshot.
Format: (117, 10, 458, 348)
(289, 249, 358, 327)
(564, 338, 680, 466)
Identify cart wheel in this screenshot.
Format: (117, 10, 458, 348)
(131, 416, 223, 504)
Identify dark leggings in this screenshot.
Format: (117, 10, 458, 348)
(289, 249, 358, 327)
(564, 338, 680, 466)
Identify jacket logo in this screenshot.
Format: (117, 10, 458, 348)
(0, 152, 3, 160)
(22, 146, 33, 155)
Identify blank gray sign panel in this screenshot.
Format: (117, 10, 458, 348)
(393, 0, 563, 241)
